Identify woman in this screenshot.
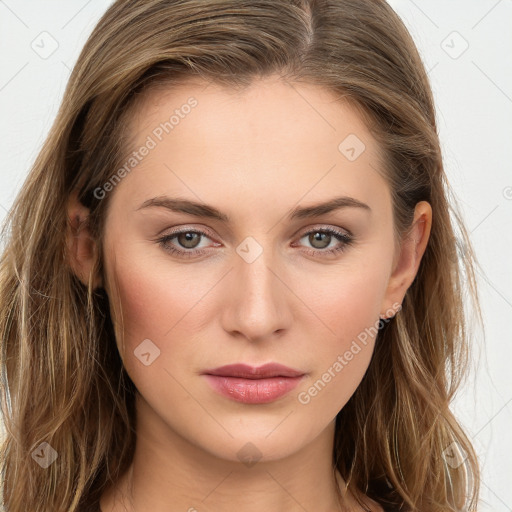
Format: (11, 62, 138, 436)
(0, 1, 481, 511)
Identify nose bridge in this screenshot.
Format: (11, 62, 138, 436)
(222, 235, 291, 341)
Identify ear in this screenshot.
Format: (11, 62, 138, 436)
(65, 190, 103, 289)
(380, 201, 432, 318)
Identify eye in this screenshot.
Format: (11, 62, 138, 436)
(156, 228, 218, 259)
(293, 227, 354, 257)
(155, 226, 354, 259)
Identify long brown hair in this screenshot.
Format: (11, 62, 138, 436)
(0, 1, 481, 510)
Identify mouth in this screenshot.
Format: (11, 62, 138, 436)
(202, 363, 306, 404)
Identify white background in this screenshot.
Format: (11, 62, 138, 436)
(0, 1, 511, 510)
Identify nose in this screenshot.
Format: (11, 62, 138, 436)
(220, 243, 293, 343)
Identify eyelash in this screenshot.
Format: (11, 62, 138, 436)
(155, 226, 354, 259)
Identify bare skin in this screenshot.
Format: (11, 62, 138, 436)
(67, 75, 431, 512)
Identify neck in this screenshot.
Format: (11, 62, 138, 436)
(100, 394, 375, 512)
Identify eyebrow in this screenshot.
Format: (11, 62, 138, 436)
(136, 195, 371, 222)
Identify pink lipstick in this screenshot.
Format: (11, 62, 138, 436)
(202, 363, 305, 404)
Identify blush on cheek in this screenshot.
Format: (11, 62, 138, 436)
(106, 255, 212, 364)
(320, 283, 382, 349)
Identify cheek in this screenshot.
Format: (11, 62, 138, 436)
(293, 261, 389, 414)
(104, 257, 207, 407)
(105, 251, 220, 368)
(305, 261, 389, 350)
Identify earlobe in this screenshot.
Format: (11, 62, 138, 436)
(65, 191, 103, 289)
(380, 201, 432, 317)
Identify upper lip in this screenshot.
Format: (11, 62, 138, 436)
(203, 363, 305, 379)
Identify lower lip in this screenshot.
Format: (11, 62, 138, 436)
(203, 375, 304, 404)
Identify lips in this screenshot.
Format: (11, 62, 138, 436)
(202, 363, 306, 404)
(203, 363, 304, 379)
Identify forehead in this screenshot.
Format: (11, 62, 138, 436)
(110, 75, 390, 222)
(128, 76, 377, 152)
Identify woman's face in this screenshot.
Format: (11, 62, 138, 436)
(99, 76, 416, 463)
